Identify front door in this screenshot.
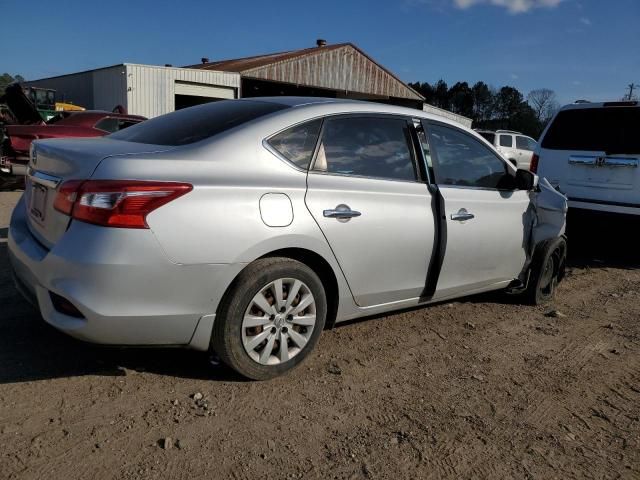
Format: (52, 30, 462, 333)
(424, 121, 530, 299)
(305, 115, 436, 307)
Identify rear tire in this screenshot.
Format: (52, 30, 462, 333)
(212, 257, 327, 380)
(523, 237, 567, 305)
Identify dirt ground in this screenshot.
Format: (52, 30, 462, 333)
(0, 190, 638, 479)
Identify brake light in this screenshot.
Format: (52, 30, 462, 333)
(54, 180, 192, 228)
(53, 180, 84, 215)
(530, 153, 539, 173)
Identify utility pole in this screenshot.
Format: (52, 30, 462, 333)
(626, 83, 637, 100)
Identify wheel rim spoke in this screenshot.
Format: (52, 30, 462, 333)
(289, 293, 314, 316)
(279, 332, 289, 363)
(253, 291, 276, 315)
(273, 279, 285, 310)
(259, 333, 277, 364)
(245, 329, 271, 351)
(291, 314, 315, 326)
(243, 315, 272, 328)
(287, 328, 308, 349)
(285, 280, 302, 310)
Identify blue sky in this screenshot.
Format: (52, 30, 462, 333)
(1, 0, 638, 104)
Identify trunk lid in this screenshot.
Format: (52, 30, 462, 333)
(26, 137, 173, 248)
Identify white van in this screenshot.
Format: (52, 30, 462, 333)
(534, 101, 640, 215)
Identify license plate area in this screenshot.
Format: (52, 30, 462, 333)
(30, 183, 48, 223)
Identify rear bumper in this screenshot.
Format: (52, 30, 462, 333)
(8, 195, 244, 350)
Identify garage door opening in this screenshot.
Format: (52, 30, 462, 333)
(175, 94, 221, 110)
(174, 81, 236, 111)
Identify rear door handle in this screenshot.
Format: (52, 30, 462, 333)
(323, 204, 361, 219)
(451, 208, 474, 221)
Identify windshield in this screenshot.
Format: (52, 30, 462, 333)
(109, 100, 289, 146)
(542, 107, 640, 154)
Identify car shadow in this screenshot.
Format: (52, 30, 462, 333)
(565, 210, 640, 269)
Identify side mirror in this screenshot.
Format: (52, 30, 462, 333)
(515, 169, 538, 191)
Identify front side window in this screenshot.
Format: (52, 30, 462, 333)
(267, 119, 322, 170)
(516, 135, 536, 151)
(313, 116, 417, 182)
(499, 134, 513, 147)
(428, 123, 511, 189)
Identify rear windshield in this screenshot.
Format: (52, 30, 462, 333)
(541, 107, 640, 154)
(109, 100, 288, 146)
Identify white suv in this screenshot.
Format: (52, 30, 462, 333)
(476, 130, 537, 170)
(533, 101, 640, 216)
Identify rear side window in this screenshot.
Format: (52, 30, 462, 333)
(428, 123, 510, 189)
(516, 135, 536, 151)
(499, 135, 513, 147)
(95, 117, 119, 133)
(267, 119, 322, 169)
(313, 116, 417, 182)
(478, 131, 495, 144)
(542, 107, 640, 154)
(109, 100, 288, 146)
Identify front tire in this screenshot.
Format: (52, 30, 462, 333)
(523, 237, 567, 305)
(212, 258, 327, 380)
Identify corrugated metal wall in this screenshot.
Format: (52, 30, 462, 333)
(92, 66, 128, 111)
(242, 45, 422, 101)
(26, 70, 96, 108)
(26, 64, 240, 118)
(125, 64, 240, 118)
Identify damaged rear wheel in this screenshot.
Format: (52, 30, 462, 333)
(523, 237, 567, 305)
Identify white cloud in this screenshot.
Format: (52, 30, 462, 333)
(453, 0, 564, 14)
(579, 17, 591, 25)
(510, 73, 519, 79)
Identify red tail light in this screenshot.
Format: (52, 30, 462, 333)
(530, 153, 539, 173)
(54, 180, 192, 228)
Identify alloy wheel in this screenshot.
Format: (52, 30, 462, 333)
(241, 278, 317, 365)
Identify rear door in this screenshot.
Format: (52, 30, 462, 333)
(515, 135, 536, 170)
(497, 133, 518, 164)
(424, 121, 529, 298)
(537, 105, 640, 209)
(305, 115, 436, 307)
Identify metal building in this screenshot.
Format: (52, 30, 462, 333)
(26, 64, 241, 118)
(187, 41, 426, 109)
(25, 41, 472, 126)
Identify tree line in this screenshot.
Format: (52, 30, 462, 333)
(408, 80, 559, 139)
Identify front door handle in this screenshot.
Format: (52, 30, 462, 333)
(451, 208, 475, 221)
(323, 204, 362, 219)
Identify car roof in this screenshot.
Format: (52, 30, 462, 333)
(559, 100, 639, 111)
(242, 96, 469, 130)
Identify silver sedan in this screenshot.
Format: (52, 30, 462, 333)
(8, 98, 567, 379)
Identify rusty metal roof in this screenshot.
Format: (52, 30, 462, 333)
(185, 43, 424, 101)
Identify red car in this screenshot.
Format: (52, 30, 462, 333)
(1, 110, 146, 178)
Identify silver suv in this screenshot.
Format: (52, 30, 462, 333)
(476, 129, 537, 170)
